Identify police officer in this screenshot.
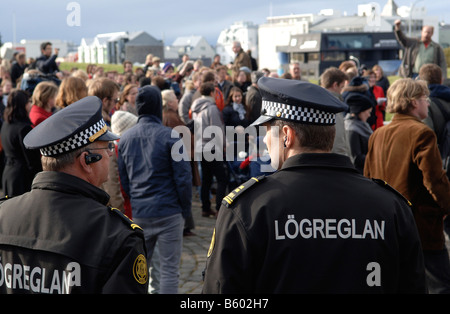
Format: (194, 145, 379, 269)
(202, 77, 426, 293)
(0, 96, 148, 294)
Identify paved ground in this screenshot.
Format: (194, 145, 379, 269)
(178, 193, 216, 294)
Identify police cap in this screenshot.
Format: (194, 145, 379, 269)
(251, 77, 348, 126)
(24, 96, 119, 156)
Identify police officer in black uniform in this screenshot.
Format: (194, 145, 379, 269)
(0, 96, 148, 294)
(202, 77, 426, 293)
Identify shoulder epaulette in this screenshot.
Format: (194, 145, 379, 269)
(372, 179, 413, 207)
(109, 207, 143, 231)
(0, 195, 11, 205)
(222, 175, 265, 208)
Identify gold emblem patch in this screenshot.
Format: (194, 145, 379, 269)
(207, 228, 216, 258)
(133, 254, 148, 284)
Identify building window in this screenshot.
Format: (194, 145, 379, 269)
(307, 52, 319, 62)
(322, 51, 346, 61)
(325, 34, 373, 49)
(291, 52, 304, 62)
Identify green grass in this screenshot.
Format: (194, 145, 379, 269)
(59, 62, 127, 73)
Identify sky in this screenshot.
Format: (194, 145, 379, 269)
(0, 0, 449, 46)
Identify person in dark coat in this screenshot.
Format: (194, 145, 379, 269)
(0, 96, 148, 294)
(245, 71, 264, 125)
(10, 52, 28, 87)
(222, 86, 249, 128)
(35, 42, 60, 75)
(372, 64, 390, 96)
(344, 93, 374, 174)
(202, 77, 426, 294)
(1, 90, 42, 197)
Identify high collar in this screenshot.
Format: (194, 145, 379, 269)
(429, 84, 450, 102)
(280, 153, 359, 173)
(138, 114, 162, 124)
(31, 171, 110, 205)
(391, 113, 421, 123)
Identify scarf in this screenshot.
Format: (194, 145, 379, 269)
(344, 114, 373, 138)
(232, 102, 246, 120)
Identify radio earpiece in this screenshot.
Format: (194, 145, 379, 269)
(85, 153, 102, 165)
(283, 137, 287, 148)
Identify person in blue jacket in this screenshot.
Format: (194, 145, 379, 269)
(118, 85, 192, 294)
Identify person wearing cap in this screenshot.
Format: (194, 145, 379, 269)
(344, 93, 374, 174)
(117, 85, 192, 294)
(342, 76, 377, 129)
(0, 96, 148, 294)
(162, 62, 174, 77)
(108, 110, 139, 218)
(202, 77, 426, 293)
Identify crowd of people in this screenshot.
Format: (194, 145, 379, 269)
(0, 28, 449, 294)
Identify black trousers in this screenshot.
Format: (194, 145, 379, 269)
(200, 160, 227, 212)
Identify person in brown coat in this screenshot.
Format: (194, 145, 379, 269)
(229, 41, 252, 79)
(364, 78, 450, 294)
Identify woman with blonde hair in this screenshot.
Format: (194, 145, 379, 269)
(372, 64, 390, 96)
(55, 76, 88, 110)
(71, 69, 89, 82)
(364, 78, 450, 294)
(29, 81, 58, 127)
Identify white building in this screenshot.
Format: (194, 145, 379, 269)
(78, 31, 163, 65)
(216, 21, 258, 65)
(1, 39, 76, 60)
(255, 0, 441, 74)
(78, 32, 127, 64)
(165, 35, 215, 61)
(257, 13, 324, 71)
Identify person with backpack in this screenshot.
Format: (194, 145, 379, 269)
(419, 64, 450, 241)
(419, 64, 450, 175)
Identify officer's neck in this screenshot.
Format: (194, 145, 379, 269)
(280, 147, 329, 168)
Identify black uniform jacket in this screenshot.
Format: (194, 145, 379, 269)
(0, 171, 148, 294)
(202, 153, 426, 293)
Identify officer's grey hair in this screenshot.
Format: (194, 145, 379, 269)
(251, 71, 264, 84)
(272, 120, 335, 152)
(41, 144, 93, 172)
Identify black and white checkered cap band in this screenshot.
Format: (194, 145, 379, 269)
(262, 100, 336, 125)
(40, 119, 107, 156)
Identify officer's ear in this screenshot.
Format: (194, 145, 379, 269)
(281, 125, 296, 149)
(78, 150, 96, 173)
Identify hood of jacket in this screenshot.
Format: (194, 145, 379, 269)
(191, 96, 215, 114)
(135, 85, 162, 120)
(429, 84, 450, 102)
